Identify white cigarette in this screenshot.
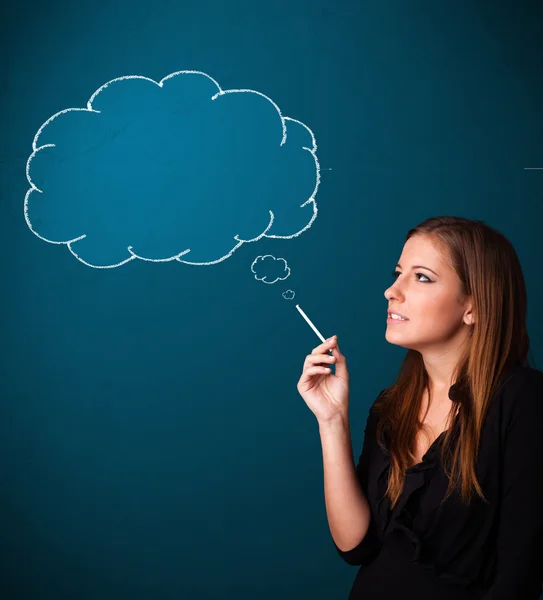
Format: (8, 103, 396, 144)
(296, 304, 327, 343)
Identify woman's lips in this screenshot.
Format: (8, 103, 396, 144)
(387, 316, 409, 324)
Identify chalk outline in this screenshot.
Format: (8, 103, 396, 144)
(250, 254, 291, 284)
(24, 70, 320, 269)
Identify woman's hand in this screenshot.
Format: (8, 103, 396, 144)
(297, 336, 350, 425)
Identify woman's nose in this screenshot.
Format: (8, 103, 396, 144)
(385, 286, 399, 301)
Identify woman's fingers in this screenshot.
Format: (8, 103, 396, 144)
(311, 336, 337, 355)
(305, 353, 336, 366)
(305, 366, 332, 376)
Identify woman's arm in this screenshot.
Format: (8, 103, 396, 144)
(483, 370, 543, 599)
(321, 398, 383, 566)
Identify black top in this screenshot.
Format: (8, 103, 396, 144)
(333, 365, 543, 600)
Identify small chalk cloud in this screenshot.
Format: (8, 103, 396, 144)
(251, 254, 290, 284)
(24, 70, 320, 268)
(282, 290, 295, 300)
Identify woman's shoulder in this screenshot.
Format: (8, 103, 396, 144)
(363, 387, 391, 436)
(368, 387, 389, 416)
(496, 365, 543, 423)
(498, 365, 543, 396)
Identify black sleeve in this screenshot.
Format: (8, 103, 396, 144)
(483, 371, 543, 599)
(333, 391, 384, 566)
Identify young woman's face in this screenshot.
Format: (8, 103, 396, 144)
(384, 235, 472, 351)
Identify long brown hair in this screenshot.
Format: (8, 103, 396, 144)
(374, 216, 536, 509)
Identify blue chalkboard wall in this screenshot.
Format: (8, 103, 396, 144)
(1, 1, 542, 598)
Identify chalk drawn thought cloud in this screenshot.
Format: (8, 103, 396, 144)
(251, 254, 291, 284)
(24, 70, 321, 268)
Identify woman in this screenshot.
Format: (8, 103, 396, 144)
(297, 216, 543, 599)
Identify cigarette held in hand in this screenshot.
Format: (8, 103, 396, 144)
(296, 303, 335, 357)
(296, 304, 326, 343)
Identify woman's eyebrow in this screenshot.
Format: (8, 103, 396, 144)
(395, 263, 439, 276)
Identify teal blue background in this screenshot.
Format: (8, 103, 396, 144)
(1, 1, 542, 598)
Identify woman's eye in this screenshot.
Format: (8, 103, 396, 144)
(391, 271, 431, 283)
